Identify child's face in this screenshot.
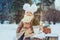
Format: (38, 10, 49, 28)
(26, 11, 33, 16)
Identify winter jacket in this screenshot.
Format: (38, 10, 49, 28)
(16, 20, 34, 40)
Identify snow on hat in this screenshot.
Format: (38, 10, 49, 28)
(23, 3, 38, 14)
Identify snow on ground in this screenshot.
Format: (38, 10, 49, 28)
(0, 24, 18, 40)
(0, 23, 60, 40)
(50, 23, 60, 40)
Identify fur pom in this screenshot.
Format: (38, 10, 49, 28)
(31, 4, 38, 12)
(23, 3, 30, 10)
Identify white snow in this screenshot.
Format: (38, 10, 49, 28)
(0, 24, 18, 40)
(31, 32, 46, 39)
(50, 23, 60, 40)
(0, 23, 60, 40)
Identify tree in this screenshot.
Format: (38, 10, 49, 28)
(42, 0, 55, 6)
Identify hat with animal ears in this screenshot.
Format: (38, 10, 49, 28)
(23, 3, 38, 14)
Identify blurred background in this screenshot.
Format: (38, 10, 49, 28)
(0, 0, 60, 24)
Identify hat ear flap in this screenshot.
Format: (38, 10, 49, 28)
(31, 4, 38, 12)
(23, 3, 30, 10)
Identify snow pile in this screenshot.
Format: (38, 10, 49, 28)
(31, 32, 46, 39)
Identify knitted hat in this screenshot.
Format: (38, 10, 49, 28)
(23, 3, 38, 14)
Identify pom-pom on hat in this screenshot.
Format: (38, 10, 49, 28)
(23, 3, 38, 14)
(23, 3, 30, 10)
(31, 3, 38, 13)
